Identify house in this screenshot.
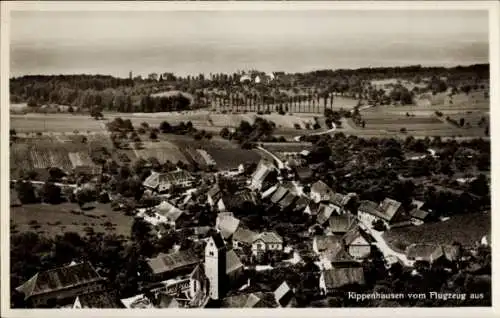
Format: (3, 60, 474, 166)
(146, 250, 201, 281)
(217, 190, 257, 212)
(221, 292, 277, 308)
(249, 160, 276, 191)
(293, 196, 311, 214)
(120, 294, 154, 309)
(251, 232, 283, 255)
(312, 235, 343, 256)
(405, 244, 444, 266)
(274, 281, 297, 308)
(187, 264, 209, 308)
(319, 264, 365, 295)
(327, 214, 356, 235)
(143, 169, 195, 193)
(342, 226, 375, 260)
(409, 208, 431, 226)
(154, 201, 187, 228)
(232, 227, 259, 249)
(154, 294, 181, 308)
(73, 290, 124, 309)
(330, 192, 357, 214)
(310, 181, 335, 203)
(295, 166, 314, 182)
(270, 185, 289, 204)
(316, 203, 337, 226)
(15, 262, 107, 308)
(304, 201, 320, 216)
(358, 198, 411, 229)
(277, 192, 298, 210)
(216, 212, 241, 239)
(206, 184, 223, 207)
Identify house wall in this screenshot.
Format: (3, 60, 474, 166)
(319, 274, 327, 295)
(348, 245, 371, 259)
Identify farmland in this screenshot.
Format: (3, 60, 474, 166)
(382, 212, 490, 252)
(10, 202, 135, 239)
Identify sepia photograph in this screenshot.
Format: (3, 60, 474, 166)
(1, 1, 498, 315)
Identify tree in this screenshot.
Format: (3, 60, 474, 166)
(149, 130, 158, 140)
(40, 182, 62, 204)
(459, 118, 465, 127)
(75, 189, 96, 208)
(160, 121, 171, 133)
(15, 181, 38, 204)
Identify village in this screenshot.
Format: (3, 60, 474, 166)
(11, 138, 492, 308)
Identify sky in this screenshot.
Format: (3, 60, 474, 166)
(10, 10, 489, 78)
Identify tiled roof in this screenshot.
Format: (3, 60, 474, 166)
(216, 214, 241, 239)
(293, 196, 310, 212)
(378, 198, 403, 221)
(207, 184, 222, 201)
(342, 226, 375, 246)
(330, 192, 347, 207)
(311, 181, 334, 199)
(222, 292, 277, 308)
(155, 201, 184, 222)
(16, 262, 105, 300)
(409, 209, 430, 220)
(274, 281, 293, 303)
(328, 214, 355, 234)
(316, 203, 336, 225)
(314, 235, 343, 253)
(322, 266, 365, 289)
(233, 227, 259, 245)
(226, 250, 244, 275)
(256, 231, 283, 244)
(147, 250, 200, 275)
(74, 290, 124, 308)
(143, 170, 194, 189)
(270, 186, 289, 204)
(278, 192, 298, 209)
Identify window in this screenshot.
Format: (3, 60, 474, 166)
(209, 251, 214, 256)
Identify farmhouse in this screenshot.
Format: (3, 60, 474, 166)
(293, 196, 311, 214)
(15, 261, 108, 308)
(405, 244, 461, 267)
(206, 184, 223, 207)
(143, 169, 195, 193)
(217, 190, 257, 212)
(319, 264, 365, 295)
(146, 250, 201, 282)
(316, 203, 337, 226)
(221, 292, 277, 308)
(72, 290, 124, 309)
(342, 226, 375, 260)
(310, 180, 335, 203)
(216, 212, 241, 239)
(251, 231, 283, 255)
(358, 198, 411, 229)
(249, 160, 276, 191)
(312, 235, 343, 256)
(154, 201, 187, 228)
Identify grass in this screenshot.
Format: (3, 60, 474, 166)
(10, 202, 134, 238)
(382, 212, 490, 252)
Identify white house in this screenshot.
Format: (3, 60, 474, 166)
(251, 232, 283, 255)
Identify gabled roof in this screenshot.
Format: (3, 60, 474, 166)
(316, 203, 336, 225)
(442, 245, 461, 262)
(328, 214, 356, 234)
(330, 192, 347, 207)
(295, 166, 314, 180)
(189, 264, 205, 282)
(233, 227, 259, 245)
(74, 290, 124, 308)
(226, 250, 244, 275)
(358, 200, 379, 214)
(311, 180, 334, 197)
(209, 233, 226, 249)
(342, 226, 375, 246)
(293, 196, 311, 212)
(251, 160, 276, 185)
(314, 235, 343, 253)
(270, 186, 289, 204)
(274, 281, 295, 307)
(155, 201, 184, 222)
(143, 170, 194, 189)
(409, 209, 430, 220)
(220, 191, 256, 211)
(378, 198, 403, 221)
(322, 266, 365, 289)
(147, 250, 200, 275)
(278, 192, 298, 210)
(256, 231, 283, 244)
(216, 214, 241, 239)
(16, 262, 104, 300)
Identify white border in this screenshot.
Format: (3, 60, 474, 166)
(1, 1, 499, 318)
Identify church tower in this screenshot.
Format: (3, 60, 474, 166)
(204, 233, 227, 300)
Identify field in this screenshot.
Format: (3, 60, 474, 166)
(134, 140, 190, 164)
(382, 212, 490, 252)
(10, 202, 135, 238)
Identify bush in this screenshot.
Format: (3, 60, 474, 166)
(400, 128, 407, 133)
(435, 111, 443, 117)
(294, 123, 301, 130)
(372, 219, 387, 232)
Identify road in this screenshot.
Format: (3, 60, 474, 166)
(11, 179, 77, 188)
(256, 146, 285, 169)
(358, 221, 412, 267)
(293, 123, 337, 142)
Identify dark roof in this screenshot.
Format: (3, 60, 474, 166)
(314, 235, 343, 253)
(409, 209, 430, 220)
(16, 262, 105, 300)
(278, 192, 298, 209)
(220, 190, 256, 211)
(342, 226, 375, 246)
(322, 266, 365, 289)
(75, 290, 124, 308)
(293, 196, 311, 212)
(328, 214, 355, 234)
(147, 250, 200, 275)
(207, 184, 222, 201)
(316, 204, 336, 225)
(222, 292, 278, 308)
(233, 227, 259, 244)
(270, 186, 289, 204)
(378, 198, 403, 221)
(295, 166, 314, 180)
